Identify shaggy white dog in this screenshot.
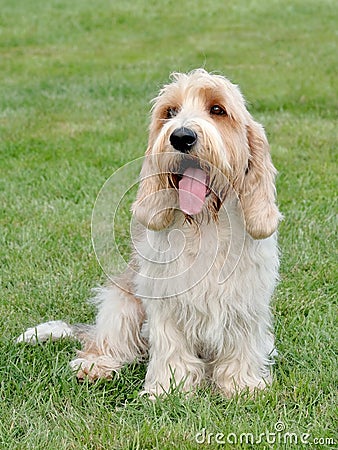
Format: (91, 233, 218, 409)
(18, 69, 281, 397)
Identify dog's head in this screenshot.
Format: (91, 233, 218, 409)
(133, 69, 281, 239)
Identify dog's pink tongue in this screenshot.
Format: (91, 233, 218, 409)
(178, 167, 207, 215)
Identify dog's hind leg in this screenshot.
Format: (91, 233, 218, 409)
(17, 282, 147, 381)
(70, 284, 147, 381)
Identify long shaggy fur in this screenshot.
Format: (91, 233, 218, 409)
(18, 69, 281, 397)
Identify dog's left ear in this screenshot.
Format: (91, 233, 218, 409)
(239, 119, 282, 239)
(132, 151, 176, 231)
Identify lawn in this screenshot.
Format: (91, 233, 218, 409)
(0, 0, 337, 448)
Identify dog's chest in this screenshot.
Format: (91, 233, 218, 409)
(133, 219, 228, 300)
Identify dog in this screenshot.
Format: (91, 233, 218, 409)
(18, 69, 281, 397)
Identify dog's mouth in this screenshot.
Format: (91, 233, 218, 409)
(169, 158, 211, 216)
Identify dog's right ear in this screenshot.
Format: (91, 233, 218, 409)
(132, 151, 176, 231)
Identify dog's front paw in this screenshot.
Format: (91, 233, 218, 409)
(216, 374, 272, 397)
(70, 355, 122, 382)
(140, 383, 171, 401)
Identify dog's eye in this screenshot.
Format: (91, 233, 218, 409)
(166, 107, 178, 119)
(210, 105, 227, 116)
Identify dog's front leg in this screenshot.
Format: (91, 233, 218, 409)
(211, 328, 274, 396)
(142, 303, 204, 397)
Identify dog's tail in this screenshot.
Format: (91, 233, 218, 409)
(16, 320, 92, 344)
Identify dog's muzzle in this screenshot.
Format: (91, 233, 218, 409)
(170, 127, 197, 153)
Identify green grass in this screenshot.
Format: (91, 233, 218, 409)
(1, 0, 337, 448)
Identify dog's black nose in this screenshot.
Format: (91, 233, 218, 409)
(169, 127, 197, 153)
